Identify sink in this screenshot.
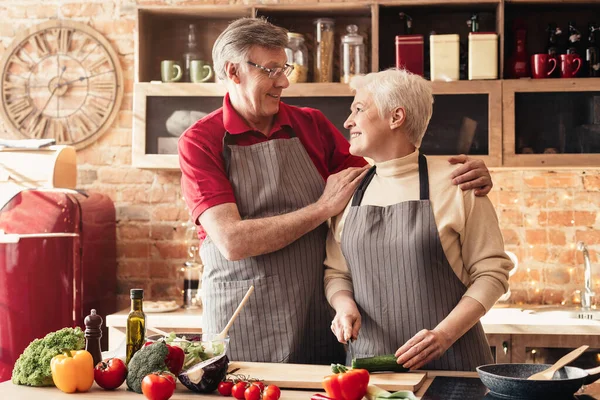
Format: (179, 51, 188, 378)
(528, 307, 600, 321)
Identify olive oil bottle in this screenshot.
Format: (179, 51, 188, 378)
(126, 288, 146, 364)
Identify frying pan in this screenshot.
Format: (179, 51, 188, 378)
(477, 363, 600, 399)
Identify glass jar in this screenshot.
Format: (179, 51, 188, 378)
(340, 24, 366, 83)
(285, 32, 309, 83)
(313, 18, 335, 82)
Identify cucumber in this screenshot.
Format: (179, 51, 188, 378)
(352, 354, 409, 373)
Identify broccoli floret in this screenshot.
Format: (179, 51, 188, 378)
(11, 327, 85, 386)
(126, 341, 169, 393)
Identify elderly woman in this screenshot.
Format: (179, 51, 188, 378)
(325, 69, 513, 371)
(179, 17, 496, 365)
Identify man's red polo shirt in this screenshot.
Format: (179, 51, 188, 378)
(178, 93, 367, 241)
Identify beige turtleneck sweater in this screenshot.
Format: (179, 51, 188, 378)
(324, 151, 512, 312)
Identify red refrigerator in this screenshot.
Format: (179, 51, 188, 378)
(0, 189, 117, 382)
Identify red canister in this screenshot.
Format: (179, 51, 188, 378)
(395, 35, 424, 76)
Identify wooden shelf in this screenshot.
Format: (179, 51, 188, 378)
(378, 0, 500, 5)
(135, 80, 506, 98)
(253, 4, 371, 15)
(503, 78, 600, 93)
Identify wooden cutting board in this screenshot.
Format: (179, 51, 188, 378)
(228, 362, 427, 392)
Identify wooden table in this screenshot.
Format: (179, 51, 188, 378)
(0, 371, 472, 399)
(4, 370, 600, 399)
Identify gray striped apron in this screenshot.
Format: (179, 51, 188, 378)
(340, 153, 493, 371)
(200, 127, 345, 364)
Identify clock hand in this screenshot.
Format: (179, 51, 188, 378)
(57, 69, 115, 87)
(38, 66, 67, 116)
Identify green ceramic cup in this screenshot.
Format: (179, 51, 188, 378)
(190, 60, 214, 83)
(161, 60, 182, 82)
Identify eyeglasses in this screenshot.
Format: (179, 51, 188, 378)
(246, 61, 294, 79)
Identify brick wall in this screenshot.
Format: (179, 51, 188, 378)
(0, 0, 598, 311)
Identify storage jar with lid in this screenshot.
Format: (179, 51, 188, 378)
(285, 32, 309, 83)
(314, 18, 335, 82)
(430, 34, 460, 81)
(395, 12, 424, 76)
(340, 24, 366, 84)
(468, 32, 498, 80)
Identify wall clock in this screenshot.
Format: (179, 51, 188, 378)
(0, 20, 123, 149)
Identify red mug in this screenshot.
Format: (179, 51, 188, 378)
(531, 54, 557, 79)
(560, 54, 582, 78)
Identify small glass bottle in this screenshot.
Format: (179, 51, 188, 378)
(313, 18, 335, 82)
(126, 289, 146, 365)
(182, 24, 202, 83)
(340, 25, 366, 84)
(183, 241, 203, 309)
(285, 32, 308, 83)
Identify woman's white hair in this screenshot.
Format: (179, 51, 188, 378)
(349, 68, 433, 148)
(212, 17, 289, 81)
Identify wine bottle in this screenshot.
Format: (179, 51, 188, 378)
(587, 22, 600, 77)
(126, 289, 146, 365)
(546, 23, 560, 77)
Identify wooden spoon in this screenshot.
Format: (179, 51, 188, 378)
(215, 285, 255, 340)
(527, 345, 589, 380)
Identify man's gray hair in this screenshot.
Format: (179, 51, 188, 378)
(212, 17, 289, 81)
(349, 69, 433, 148)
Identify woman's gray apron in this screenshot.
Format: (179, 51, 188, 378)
(340, 153, 493, 371)
(200, 127, 344, 364)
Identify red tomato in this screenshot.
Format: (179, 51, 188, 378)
(141, 372, 176, 400)
(218, 381, 234, 396)
(232, 381, 248, 400)
(94, 358, 127, 390)
(264, 385, 281, 400)
(250, 381, 265, 392)
(244, 384, 261, 400)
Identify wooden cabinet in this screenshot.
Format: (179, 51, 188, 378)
(486, 333, 600, 367)
(132, 0, 600, 169)
(486, 333, 512, 364)
(503, 79, 600, 167)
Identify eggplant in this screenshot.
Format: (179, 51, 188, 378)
(178, 354, 229, 393)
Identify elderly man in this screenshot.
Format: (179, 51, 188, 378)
(326, 69, 513, 371)
(178, 18, 493, 365)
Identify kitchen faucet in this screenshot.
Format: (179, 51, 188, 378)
(577, 241, 595, 311)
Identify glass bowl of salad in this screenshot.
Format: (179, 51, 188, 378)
(146, 332, 230, 393)
(146, 332, 229, 370)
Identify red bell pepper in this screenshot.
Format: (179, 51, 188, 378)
(322, 364, 369, 400)
(144, 342, 185, 376)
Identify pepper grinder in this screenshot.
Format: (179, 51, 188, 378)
(84, 309, 103, 366)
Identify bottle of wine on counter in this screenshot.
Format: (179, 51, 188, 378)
(126, 289, 146, 365)
(587, 22, 600, 77)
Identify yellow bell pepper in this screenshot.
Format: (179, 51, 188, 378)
(50, 350, 94, 393)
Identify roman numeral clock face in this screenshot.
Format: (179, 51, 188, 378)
(0, 20, 123, 149)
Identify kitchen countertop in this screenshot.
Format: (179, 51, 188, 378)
(481, 306, 600, 335)
(3, 370, 600, 399)
(0, 371, 510, 399)
(106, 305, 600, 344)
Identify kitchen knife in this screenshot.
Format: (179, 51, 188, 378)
(348, 338, 354, 362)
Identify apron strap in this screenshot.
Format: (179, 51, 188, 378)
(222, 125, 297, 175)
(418, 153, 430, 201)
(352, 153, 430, 206)
(351, 166, 377, 207)
(222, 131, 235, 175)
